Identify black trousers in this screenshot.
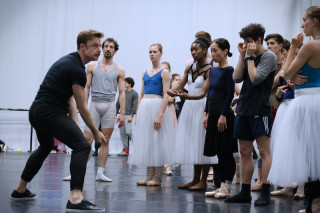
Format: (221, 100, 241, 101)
(21, 102, 91, 191)
(217, 153, 236, 182)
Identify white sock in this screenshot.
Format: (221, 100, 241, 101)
(96, 167, 112, 182)
(97, 167, 104, 176)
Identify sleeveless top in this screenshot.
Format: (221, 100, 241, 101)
(187, 63, 210, 96)
(295, 63, 320, 90)
(296, 38, 320, 90)
(91, 62, 118, 102)
(144, 68, 164, 96)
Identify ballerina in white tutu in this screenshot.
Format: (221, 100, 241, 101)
(128, 43, 175, 186)
(268, 6, 320, 212)
(175, 38, 238, 199)
(168, 37, 218, 191)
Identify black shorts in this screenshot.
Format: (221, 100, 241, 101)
(233, 114, 271, 141)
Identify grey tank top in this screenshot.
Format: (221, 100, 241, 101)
(91, 62, 118, 102)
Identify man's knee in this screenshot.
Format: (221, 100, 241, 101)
(257, 136, 271, 157)
(240, 147, 252, 159)
(239, 141, 252, 159)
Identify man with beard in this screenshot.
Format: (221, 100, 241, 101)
(63, 38, 126, 182)
(10, 29, 106, 212)
(85, 37, 125, 182)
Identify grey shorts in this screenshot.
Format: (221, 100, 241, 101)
(85, 101, 116, 130)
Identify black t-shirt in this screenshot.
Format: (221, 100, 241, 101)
(235, 50, 276, 116)
(34, 52, 86, 112)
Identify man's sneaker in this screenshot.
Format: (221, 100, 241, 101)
(118, 148, 129, 156)
(63, 175, 71, 181)
(225, 192, 252, 203)
(66, 199, 105, 212)
(10, 189, 37, 201)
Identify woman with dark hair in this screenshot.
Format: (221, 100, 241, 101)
(175, 38, 237, 198)
(268, 6, 320, 212)
(168, 37, 217, 191)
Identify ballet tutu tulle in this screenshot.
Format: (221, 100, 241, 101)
(173, 98, 218, 165)
(268, 88, 320, 186)
(128, 96, 175, 167)
(204, 97, 238, 156)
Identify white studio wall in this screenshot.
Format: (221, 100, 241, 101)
(0, 0, 319, 152)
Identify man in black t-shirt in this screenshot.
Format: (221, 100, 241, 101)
(10, 29, 106, 212)
(225, 24, 277, 206)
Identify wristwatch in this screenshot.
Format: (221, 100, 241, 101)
(246, 56, 255, 60)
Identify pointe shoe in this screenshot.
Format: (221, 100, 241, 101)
(207, 177, 214, 182)
(208, 168, 214, 175)
(214, 187, 231, 199)
(188, 182, 207, 191)
(298, 209, 306, 213)
(271, 188, 293, 197)
(137, 179, 150, 186)
(251, 181, 263, 191)
(146, 179, 161, 186)
(164, 166, 173, 176)
(178, 182, 197, 189)
(205, 189, 220, 197)
(293, 192, 305, 200)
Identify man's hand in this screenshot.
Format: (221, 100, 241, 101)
(128, 116, 133, 123)
(238, 42, 247, 55)
(246, 42, 256, 57)
(116, 114, 125, 128)
(94, 131, 107, 144)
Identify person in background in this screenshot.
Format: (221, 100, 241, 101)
(116, 77, 139, 156)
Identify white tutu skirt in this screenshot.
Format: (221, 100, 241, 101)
(128, 97, 175, 167)
(268, 88, 320, 186)
(173, 99, 218, 165)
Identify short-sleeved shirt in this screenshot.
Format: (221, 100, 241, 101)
(34, 52, 86, 112)
(235, 49, 277, 116)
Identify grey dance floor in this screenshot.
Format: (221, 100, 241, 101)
(0, 152, 305, 213)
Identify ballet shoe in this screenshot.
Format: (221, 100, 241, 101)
(146, 179, 161, 186)
(137, 179, 150, 186)
(205, 189, 220, 197)
(178, 181, 197, 189)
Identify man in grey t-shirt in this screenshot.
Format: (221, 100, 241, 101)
(116, 77, 139, 156)
(225, 23, 276, 206)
